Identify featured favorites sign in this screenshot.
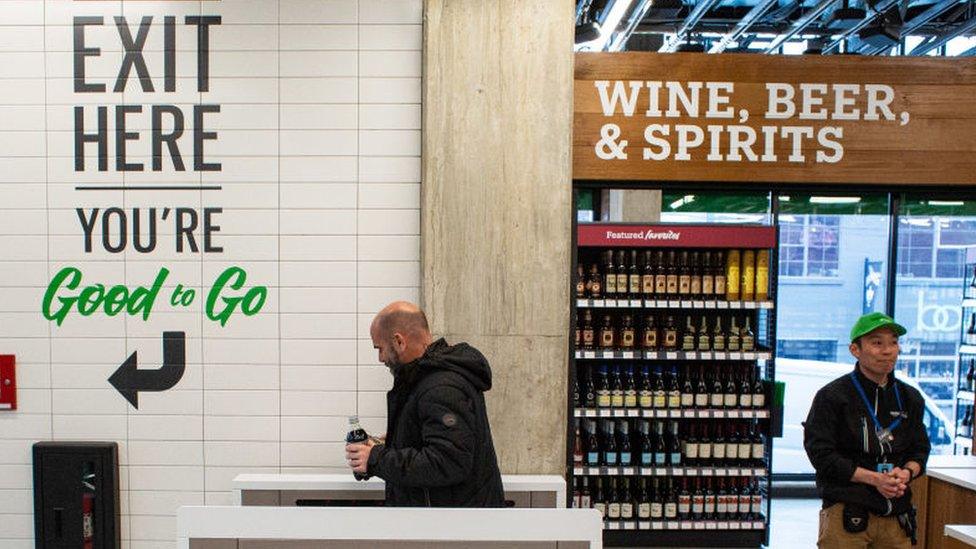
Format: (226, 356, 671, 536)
(574, 53, 976, 185)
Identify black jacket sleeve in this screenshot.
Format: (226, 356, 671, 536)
(367, 384, 476, 487)
(804, 389, 858, 484)
(901, 387, 931, 476)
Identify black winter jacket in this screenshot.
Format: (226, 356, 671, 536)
(366, 338, 505, 507)
(803, 364, 930, 515)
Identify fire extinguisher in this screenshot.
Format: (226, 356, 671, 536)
(82, 491, 94, 549)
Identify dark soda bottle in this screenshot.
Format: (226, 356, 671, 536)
(347, 415, 371, 481)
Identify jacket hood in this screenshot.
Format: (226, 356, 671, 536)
(418, 338, 493, 391)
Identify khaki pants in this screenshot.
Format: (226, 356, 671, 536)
(818, 503, 911, 549)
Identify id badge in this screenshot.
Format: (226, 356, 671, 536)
(876, 462, 893, 473)
(876, 427, 894, 445)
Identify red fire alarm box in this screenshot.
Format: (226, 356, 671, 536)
(0, 355, 15, 410)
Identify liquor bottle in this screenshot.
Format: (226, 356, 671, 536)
(347, 416, 371, 481)
(596, 365, 611, 408)
(695, 364, 709, 409)
(593, 477, 607, 518)
(667, 366, 681, 409)
(572, 476, 581, 508)
(584, 367, 597, 407)
(967, 358, 976, 393)
(725, 423, 739, 463)
(582, 310, 595, 350)
(586, 419, 601, 466)
(711, 316, 726, 352)
(682, 315, 697, 351)
(650, 478, 664, 520)
(607, 477, 621, 520)
(573, 371, 581, 407)
(737, 478, 752, 519)
(604, 251, 617, 297)
(642, 314, 659, 350)
(620, 314, 636, 350)
(654, 250, 668, 297)
(710, 367, 724, 409)
(575, 264, 586, 298)
(588, 264, 603, 299)
(715, 477, 729, 520)
(968, 313, 976, 345)
(752, 366, 766, 408)
(600, 314, 616, 350)
(751, 421, 766, 467)
(712, 423, 726, 465)
(739, 365, 753, 408)
(639, 365, 653, 409)
(573, 421, 584, 465)
(653, 367, 667, 409)
(692, 477, 706, 520)
(741, 249, 756, 302)
(701, 252, 715, 297)
(960, 406, 973, 439)
(741, 316, 756, 352)
(666, 250, 679, 298)
(678, 251, 692, 297)
(637, 478, 651, 520)
(726, 249, 741, 301)
(714, 251, 727, 298)
(698, 423, 713, 467)
(727, 477, 740, 520)
(610, 365, 624, 408)
(667, 421, 682, 466)
(653, 421, 667, 466)
(618, 420, 633, 466)
(690, 251, 702, 299)
(628, 250, 641, 298)
(678, 477, 691, 519)
(756, 249, 770, 301)
(663, 479, 678, 520)
(970, 264, 976, 297)
(680, 365, 695, 409)
(750, 479, 763, 519)
(727, 316, 741, 351)
(603, 420, 619, 466)
(641, 250, 655, 297)
(697, 315, 711, 351)
(620, 477, 634, 520)
(724, 365, 738, 409)
(703, 478, 716, 519)
(639, 420, 653, 466)
(615, 251, 629, 301)
(574, 315, 582, 350)
(623, 365, 638, 408)
(662, 315, 679, 350)
(580, 477, 592, 510)
(683, 422, 699, 466)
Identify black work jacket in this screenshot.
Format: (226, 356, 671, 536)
(367, 338, 505, 507)
(803, 363, 930, 515)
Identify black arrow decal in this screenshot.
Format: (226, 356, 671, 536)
(108, 331, 186, 409)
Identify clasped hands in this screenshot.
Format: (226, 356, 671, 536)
(872, 467, 911, 499)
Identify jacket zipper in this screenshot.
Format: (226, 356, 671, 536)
(424, 488, 431, 507)
(861, 417, 869, 454)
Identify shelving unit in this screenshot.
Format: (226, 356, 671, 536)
(567, 222, 777, 547)
(956, 250, 976, 455)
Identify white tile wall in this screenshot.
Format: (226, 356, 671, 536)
(0, 3, 422, 547)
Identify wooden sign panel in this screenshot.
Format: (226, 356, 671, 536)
(574, 52, 976, 185)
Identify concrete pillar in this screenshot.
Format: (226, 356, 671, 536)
(422, 1, 574, 475)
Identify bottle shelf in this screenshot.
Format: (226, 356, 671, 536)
(962, 298, 976, 308)
(575, 349, 771, 361)
(573, 466, 769, 477)
(959, 391, 975, 402)
(602, 518, 767, 531)
(574, 407, 770, 419)
(577, 298, 774, 310)
(961, 345, 976, 355)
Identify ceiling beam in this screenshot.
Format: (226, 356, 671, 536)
(821, 0, 901, 53)
(660, 0, 726, 52)
(710, 0, 780, 52)
(764, 0, 840, 53)
(609, 0, 656, 50)
(909, 15, 976, 55)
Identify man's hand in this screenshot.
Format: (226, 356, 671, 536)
(889, 467, 911, 486)
(345, 439, 375, 474)
(873, 471, 906, 499)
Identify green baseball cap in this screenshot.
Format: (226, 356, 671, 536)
(850, 312, 906, 342)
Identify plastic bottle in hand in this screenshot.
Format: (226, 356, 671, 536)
(347, 415, 371, 481)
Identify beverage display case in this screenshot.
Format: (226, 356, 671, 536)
(567, 222, 777, 547)
(955, 249, 976, 455)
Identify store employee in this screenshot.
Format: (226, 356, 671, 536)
(804, 312, 930, 548)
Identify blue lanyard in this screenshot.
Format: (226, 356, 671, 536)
(849, 372, 903, 433)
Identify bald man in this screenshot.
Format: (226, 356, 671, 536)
(345, 301, 504, 507)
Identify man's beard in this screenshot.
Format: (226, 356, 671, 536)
(385, 348, 403, 376)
